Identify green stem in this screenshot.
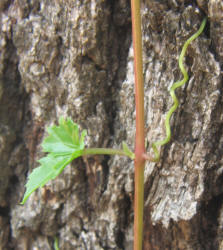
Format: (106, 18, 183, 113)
(82, 148, 128, 157)
(131, 1, 145, 250)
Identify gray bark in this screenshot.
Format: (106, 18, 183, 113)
(0, 0, 222, 249)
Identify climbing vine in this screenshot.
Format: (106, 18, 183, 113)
(20, 3, 207, 249)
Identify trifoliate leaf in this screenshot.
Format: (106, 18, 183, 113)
(122, 142, 135, 160)
(21, 117, 86, 204)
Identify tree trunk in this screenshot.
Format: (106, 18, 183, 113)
(0, 1, 222, 249)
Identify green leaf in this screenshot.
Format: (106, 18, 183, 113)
(43, 117, 86, 157)
(21, 117, 86, 204)
(21, 155, 71, 204)
(122, 142, 135, 160)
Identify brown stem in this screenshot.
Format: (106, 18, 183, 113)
(131, 0, 145, 250)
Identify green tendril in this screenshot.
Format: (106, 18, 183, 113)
(151, 17, 207, 162)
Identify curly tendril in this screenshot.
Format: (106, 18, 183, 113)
(151, 17, 207, 162)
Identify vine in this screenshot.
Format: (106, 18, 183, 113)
(20, 6, 207, 250)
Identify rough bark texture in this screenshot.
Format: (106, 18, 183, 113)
(0, 0, 223, 249)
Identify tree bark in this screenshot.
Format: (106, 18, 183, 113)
(0, 1, 222, 249)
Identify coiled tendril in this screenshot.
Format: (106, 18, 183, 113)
(151, 17, 207, 162)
